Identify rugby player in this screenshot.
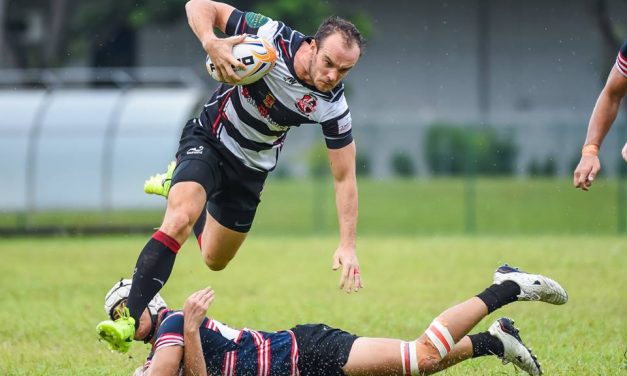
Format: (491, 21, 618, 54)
(98, 0, 365, 352)
(101, 264, 567, 375)
(574, 40, 627, 190)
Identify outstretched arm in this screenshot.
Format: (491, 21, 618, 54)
(573, 66, 627, 190)
(182, 287, 215, 376)
(327, 141, 362, 293)
(185, 0, 245, 82)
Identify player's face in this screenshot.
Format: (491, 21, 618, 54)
(309, 33, 360, 92)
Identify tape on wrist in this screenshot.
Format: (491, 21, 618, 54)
(582, 144, 600, 157)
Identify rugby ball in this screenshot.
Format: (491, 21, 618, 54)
(206, 35, 277, 85)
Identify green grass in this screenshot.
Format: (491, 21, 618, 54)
(0, 235, 624, 375)
(2, 177, 626, 235)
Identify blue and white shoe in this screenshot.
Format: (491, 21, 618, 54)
(489, 317, 542, 376)
(493, 264, 568, 305)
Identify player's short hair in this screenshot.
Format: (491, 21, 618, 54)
(314, 16, 365, 55)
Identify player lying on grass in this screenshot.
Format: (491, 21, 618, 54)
(99, 264, 567, 376)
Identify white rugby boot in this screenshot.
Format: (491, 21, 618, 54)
(493, 264, 568, 305)
(489, 317, 542, 376)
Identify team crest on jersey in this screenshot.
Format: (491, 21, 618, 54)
(245, 12, 269, 28)
(295, 94, 317, 115)
(263, 93, 276, 109)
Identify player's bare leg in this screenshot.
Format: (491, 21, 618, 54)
(199, 212, 247, 271)
(342, 297, 487, 375)
(145, 160, 248, 271)
(160, 182, 207, 243)
(342, 265, 567, 375)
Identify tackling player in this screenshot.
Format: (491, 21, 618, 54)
(97, 0, 365, 352)
(100, 264, 567, 376)
(574, 40, 627, 190)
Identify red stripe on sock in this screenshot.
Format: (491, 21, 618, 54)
(152, 231, 181, 254)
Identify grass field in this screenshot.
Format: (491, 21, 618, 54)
(2, 178, 625, 235)
(0, 235, 624, 375)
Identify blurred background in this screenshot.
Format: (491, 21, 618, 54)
(0, 0, 626, 235)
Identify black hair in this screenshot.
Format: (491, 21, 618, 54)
(314, 16, 365, 55)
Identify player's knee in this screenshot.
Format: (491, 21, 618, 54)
(202, 252, 232, 271)
(205, 259, 229, 271)
(415, 338, 443, 373)
(400, 340, 440, 375)
(413, 319, 457, 374)
(162, 211, 195, 238)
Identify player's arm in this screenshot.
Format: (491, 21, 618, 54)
(582, 67, 627, 150)
(182, 326, 208, 376)
(573, 66, 627, 190)
(143, 346, 184, 376)
(185, 0, 245, 82)
(327, 141, 362, 293)
(182, 287, 215, 376)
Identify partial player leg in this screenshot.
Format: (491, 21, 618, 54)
(97, 181, 206, 352)
(191, 204, 247, 270)
(342, 301, 488, 375)
(143, 162, 247, 271)
(422, 317, 541, 375)
(342, 264, 566, 375)
(410, 263, 565, 374)
(192, 206, 207, 247)
(195, 158, 265, 270)
(127, 181, 206, 318)
(199, 212, 247, 271)
(144, 160, 211, 250)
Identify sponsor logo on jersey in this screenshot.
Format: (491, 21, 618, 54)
(234, 219, 253, 228)
(245, 12, 270, 28)
(295, 94, 317, 115)
(338, 113, 352, 133)
(186, 146, 204, 155)
(240, 87, 284, 128)
(282, 76, 298, 85)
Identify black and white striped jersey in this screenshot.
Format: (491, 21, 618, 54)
(616, 40, 627, 78)
(198, 9, 353, 172)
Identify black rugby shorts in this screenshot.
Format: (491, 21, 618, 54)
(172, 119, 267, 233)
(291, 323, 359, 376)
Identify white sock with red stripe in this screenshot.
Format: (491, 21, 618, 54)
(425, 319, 456, 359)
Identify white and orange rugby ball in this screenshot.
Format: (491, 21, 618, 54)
(206, 35, 277, 85)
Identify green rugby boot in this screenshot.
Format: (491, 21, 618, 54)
(96, 306, 136, 353)
(144, 160, 176, 198)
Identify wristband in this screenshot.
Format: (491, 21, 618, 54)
(582, 144, 599, 157)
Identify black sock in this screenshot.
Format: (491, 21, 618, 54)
(469, 331, 504, 358)
(126, 231, 180, 328)
(476, 281, 521, 313)
(193, 207, 207, 246)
